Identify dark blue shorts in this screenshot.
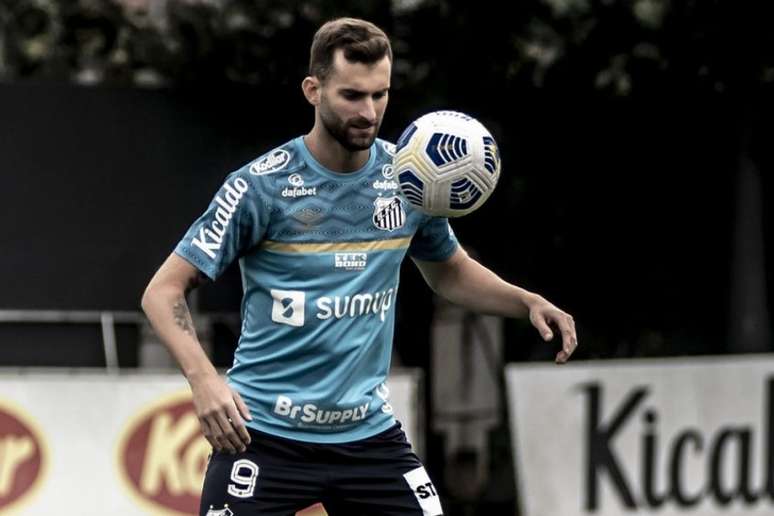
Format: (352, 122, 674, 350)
(200, 423, 443, 516)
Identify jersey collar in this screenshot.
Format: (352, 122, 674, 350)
(294, 136, 376, 182)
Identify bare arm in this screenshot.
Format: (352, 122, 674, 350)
(141, 253, 251, 453)
(141, 254, 213, 378)
(413, 247, 578, 363)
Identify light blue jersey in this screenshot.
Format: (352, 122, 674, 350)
(175, 136, 458, 443)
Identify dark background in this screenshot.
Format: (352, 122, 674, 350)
(1, 76, 763, 359)
(1, 0, 773, 513)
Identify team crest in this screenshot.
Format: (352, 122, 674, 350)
(206, 504, 234, 516)
(372, 195, 406, 232)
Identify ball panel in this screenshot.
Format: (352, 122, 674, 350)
(393, 110, 501, 218)
(425, 132, 469, 170)
(396, 123, 418, 153)
(482, 136, 501, 176)
(449, 177, 483, 211)
(398, 170, 425, 208)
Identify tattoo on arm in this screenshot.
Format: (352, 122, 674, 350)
(172, 297, 195, 336)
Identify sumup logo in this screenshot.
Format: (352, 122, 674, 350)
(270, 286, 396, 327)
(282, 173, 317, 198)
(316, 286, 396, 322)
(192, 177, 248, 259)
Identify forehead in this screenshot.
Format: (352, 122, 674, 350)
(326, 49, 391, 91)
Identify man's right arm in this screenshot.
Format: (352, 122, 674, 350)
(141, 253, 251, 453)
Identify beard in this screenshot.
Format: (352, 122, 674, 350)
(319, 98, 381, 152)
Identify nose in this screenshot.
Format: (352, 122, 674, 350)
(359, 97, 377, 124)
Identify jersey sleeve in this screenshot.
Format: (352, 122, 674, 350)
(408, 216, 459, 262)
(174, 167, 272, 280)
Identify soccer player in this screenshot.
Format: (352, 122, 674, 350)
(141, 17, 577, 516)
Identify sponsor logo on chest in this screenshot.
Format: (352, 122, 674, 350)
(335, 252, 367, 271)
(373, 164, 398, 191)
(250, 149, 291, 175)
(270, 286, 396, 327)
(373, 179, 399, 191)
(282, 173, 317, 198)
(273, 395, 370, 426)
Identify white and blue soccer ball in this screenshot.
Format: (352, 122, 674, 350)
(393, 110, 502, 217)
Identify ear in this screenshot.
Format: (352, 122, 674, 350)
(302, 76, 321, 106)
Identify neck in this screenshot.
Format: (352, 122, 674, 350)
(304, 124, 370, 173)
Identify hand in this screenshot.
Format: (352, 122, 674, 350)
(189, 372, 253, 454)
(527, 295, 578, 364)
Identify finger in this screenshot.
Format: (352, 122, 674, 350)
(204, 419, 228, 453)
(232, 389, 253, 422)
(225, 406, 251, 449)
(532, 314, 554, 341)
(555, 339, 575, 363)
(556, 329, 578, 364)
(214, 412, 241, 454)
(199, 419, 219, 451)
(211, 433, 225, 453)
(207, 413, 235, 454)
(561, 328, 576, 355)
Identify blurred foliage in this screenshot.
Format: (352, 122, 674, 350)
(1, 0, 772, 99)
(0, 0, 389, 87)
(524, 0, 774, 99)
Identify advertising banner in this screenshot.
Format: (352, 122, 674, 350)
(0, 370, 420, 515)
(506, 355, 774, 516)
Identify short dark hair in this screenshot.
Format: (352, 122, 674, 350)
(309, 17, 392, 82)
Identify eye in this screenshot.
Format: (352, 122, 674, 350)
(373, 91, 388, 100)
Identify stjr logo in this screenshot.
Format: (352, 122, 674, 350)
(582, 377, 774, 511)
(404, 466, 443, 515)
(416, 482, 438, 499)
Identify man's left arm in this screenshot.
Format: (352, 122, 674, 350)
(412, 246, 578, 363)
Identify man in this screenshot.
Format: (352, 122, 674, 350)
(142, 17, 577, 516)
